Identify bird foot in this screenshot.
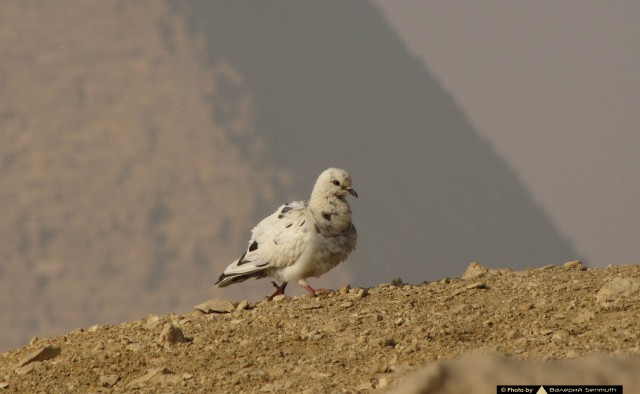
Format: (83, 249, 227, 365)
(266, 281, 288, 301)
(302, 285, 333, 297)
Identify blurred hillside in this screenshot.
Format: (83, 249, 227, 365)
(0, 1, 284, 351)
(0, 0, 577, 351)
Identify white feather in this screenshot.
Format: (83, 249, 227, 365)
(215, 168, 357, 292)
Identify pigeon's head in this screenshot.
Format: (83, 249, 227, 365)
(316, 168, 358, 199)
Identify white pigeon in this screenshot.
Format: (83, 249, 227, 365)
(215, 168, 357, 299)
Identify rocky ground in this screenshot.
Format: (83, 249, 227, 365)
(1, 261, 639, 393)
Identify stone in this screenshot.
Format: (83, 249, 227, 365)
(126, 342, 144, 352)
(158, 323, 189, 346)
(272, 294, 286, 302)
(87, 324, 103, 333)
(236, 299, 249, 311)
(462, 262, 489, 280)
(127, 367, 174, 387)
(0, 382, 8, 389)
(260, 382, 285, 392)
(144, 315, 162, 329)
(14, 364, 35, 376)
(596, 277, 640, 304)
(92, 342, 105, 352)
(573, 310, 595, 323)
(465, 282, 487, 290)
(194, 298, 236, 313)
(299, 304, 322, 310)
(355, 288, 368, 299)
(518, 303, 534, 311)
(29, 336, 38, 345)
(16, 345, 61, 367)
(563, 260, 586, 270)
(552, 331, 569, 345)
(100, 374, 120, 387)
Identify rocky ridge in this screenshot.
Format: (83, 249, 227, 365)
(1, 261, 639, 393)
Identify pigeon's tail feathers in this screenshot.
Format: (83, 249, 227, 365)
(215, 253, 269, 287)
(215, 270, 267, 287)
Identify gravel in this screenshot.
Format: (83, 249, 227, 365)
(0, 262, 638, 392)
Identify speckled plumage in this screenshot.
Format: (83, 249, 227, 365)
(215, 168, 357, 297)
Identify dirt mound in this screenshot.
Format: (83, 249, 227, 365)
(1, 262, 638, 393)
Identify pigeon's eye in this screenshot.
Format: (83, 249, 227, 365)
(332, 180, 340, 186)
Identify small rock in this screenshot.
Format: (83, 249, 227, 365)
(488, 268, 512, 276)
(519, 303, 534, 311)
(260, 383, 284, 392)
(563, 260, 586, 270)
(0, 382, 8, 389)
(14, 364, 35, 376)
(506, 330, 523, 340)
(272, 294, 286, 302)
(552, 331, 569, 345)
(462, 262, 489, 279)
(466, 282, 487, 290)
(144, 315, 162, 329)
(29, 336, 38, 345)
(182, 373, 193, 380)
(236, 299, 249, 311)
(391, 278, 404, 286)
(16, 345, 61, 367)
(340, 284, 352, 295)
(452, 288, 466, 297)
(356, 381, 373, 390)
(378, 377, 390, 389)
(92, 342, 105, 352)
(299, 304, 322, 310)
(127, 367, 174, 387)
(451, 304, 470, 314)
(126, 343, 144, 352)
(194, 298, 236, 313)
(573, 310, 595, 324)
(100, 374, 120, 388)
(596, 277, 640, 304)
(158, 323, 189, 346)
(355, 288, 368, 298)
(87, 324, 103, 333)
(341, 302, 354, 309)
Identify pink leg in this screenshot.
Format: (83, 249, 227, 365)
(302, 284, 332, 297)
(267, 281, 288, 300)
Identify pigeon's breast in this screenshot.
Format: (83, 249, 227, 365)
(307, 224, 357, 277)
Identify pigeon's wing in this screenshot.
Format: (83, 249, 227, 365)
(215, 201, 312, 287)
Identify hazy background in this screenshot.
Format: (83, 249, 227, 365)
(0, 1, 637, 352)
(374, 0, 640, 267)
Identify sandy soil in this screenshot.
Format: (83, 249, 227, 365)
(1, 261, 639, 393)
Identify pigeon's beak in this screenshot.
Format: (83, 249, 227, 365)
(347, 187, 358, 198)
